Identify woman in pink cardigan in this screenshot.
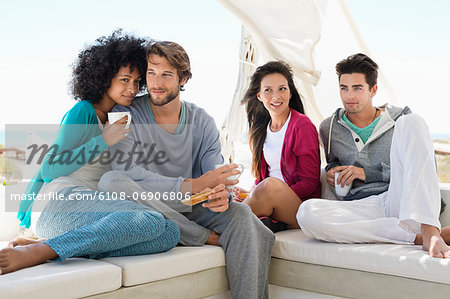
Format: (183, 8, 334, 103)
(234, 61, 321, 232)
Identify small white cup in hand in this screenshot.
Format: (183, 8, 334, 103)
(335, 172, 352, 197)
(215, 163, 244, 190)
(108, 112, 131, 129)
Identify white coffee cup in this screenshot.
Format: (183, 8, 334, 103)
(107, 112, 131, 129)
(335, 172, 352, 197)
(215, 163, 244, 189)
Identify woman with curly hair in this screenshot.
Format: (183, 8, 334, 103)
(0, 30, 180, 275)
(233, 61, 321, 232)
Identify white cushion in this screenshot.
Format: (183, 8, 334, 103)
(273, 229, 450, 285)
(101, 245, 226, 286)
(0, 242, 122, 298)
(440, 183, 450, 227)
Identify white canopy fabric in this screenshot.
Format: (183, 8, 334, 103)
(218, 0, 398, 163)
(218, 0, 323, 85)
(219, 27, 258, 162)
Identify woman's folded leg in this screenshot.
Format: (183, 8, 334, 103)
(37, 187, 179, 261)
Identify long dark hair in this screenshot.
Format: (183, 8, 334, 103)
(244, 61, 304, 180)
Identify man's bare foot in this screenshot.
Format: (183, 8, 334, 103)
(421, 224, 450, 258)
(8, 237, 46, 248)
(0, 243, 58, 275)
(414, 226, 450, 245)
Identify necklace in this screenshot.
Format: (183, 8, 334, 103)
(372, 107, 379, 122)
(345, 107, 379, 123)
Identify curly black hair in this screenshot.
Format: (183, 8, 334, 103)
(70, 29, 149, 103)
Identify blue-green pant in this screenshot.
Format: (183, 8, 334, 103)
(36, 186, 180, 261)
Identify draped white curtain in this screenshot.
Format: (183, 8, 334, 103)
(218, 0, 397, 163)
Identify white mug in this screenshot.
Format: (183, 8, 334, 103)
(215, 163, 244, 189)
(107, 112, 131, 129)
(335, 172, 352, 197)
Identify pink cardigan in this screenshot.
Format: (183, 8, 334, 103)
(256, 109, 321, 200)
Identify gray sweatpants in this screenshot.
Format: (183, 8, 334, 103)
(98, 171, 275, 299)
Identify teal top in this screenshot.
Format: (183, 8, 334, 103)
(145, 99, 186, 135)
(343, 113, 381, 144)
(17, 100, 108, 228)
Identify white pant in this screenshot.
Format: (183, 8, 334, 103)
(297, 113, 441, 244)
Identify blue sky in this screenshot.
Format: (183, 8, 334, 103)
(0, 0, 240, 136)
(346, 0, 450, 135)
(1, 0, 449, 139)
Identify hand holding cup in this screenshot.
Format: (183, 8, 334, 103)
(107, 112, 132, 128)
(215, 163, 244, 190)
(103, 112, 132, 146)
(335, 172, 352, 197)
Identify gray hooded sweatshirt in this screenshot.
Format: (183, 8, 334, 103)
(319, 103, 411, 200)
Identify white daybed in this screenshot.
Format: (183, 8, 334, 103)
(0, 185, 449, 299)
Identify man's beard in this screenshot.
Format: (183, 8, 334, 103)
(149, 88, 179, 107)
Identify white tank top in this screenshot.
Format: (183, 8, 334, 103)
(263, 113, 291, 182)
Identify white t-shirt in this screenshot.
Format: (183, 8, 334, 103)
(263, 113, 291, 182)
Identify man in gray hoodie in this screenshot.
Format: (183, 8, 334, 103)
(297, 53, 450, 258)
(99, 41, 274, 299)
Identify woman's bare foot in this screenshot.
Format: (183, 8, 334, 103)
(8, 237, 46, 248)
(420, 224, 450, 258)
(0, 243, 58, 275)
